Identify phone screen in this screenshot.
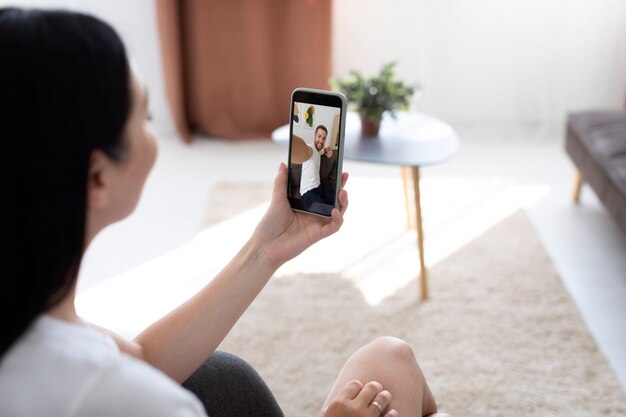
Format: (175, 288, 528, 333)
(287, 89, 346, 217)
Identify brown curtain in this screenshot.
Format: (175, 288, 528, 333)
(156, 0, 332, 141)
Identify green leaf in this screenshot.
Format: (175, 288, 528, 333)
(330, 62, 419, 119)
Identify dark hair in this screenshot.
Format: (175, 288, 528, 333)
(0, 8, 131, 357)
(315, 125, 328, 135)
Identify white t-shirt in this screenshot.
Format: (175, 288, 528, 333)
(0, 315, 206, 417)
(300, 143, 323, 196)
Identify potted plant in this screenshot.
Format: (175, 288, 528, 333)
(332, 63, 417, 136)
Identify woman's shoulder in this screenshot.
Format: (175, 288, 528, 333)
(72, 355, 206, 417)
(0, 316, 205, 417)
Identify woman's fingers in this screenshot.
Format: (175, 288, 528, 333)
(354, 382, 396, 417)
(337, 188, 349, 215)
(337, 380, 363, 401)
(321, 380, 398, 417)
(326, 186, 348, 235)
(354, 381, 383, 407)
(327, 208, 344, 235)
(271, 162, 288, 202)
(340, 172, 349, 189)
(370, 390, 392, 414)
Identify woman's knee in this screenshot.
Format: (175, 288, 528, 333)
(190, 351, 260, 382)
(358, 336, 416, 364)
(183, 351, 284, 417)
(183, 351, 261, 392)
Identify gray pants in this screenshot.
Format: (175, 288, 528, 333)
(183, 351, 285, 417)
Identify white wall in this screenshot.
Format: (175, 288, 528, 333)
(1, 0, 174, 136)
(333, 0, 626, 130)
(5, 1, 626, 135)
(293, 103, 340, 149)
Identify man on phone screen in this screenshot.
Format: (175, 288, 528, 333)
(300, 125, 333, 204)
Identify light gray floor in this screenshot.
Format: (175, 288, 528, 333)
(78, 124, 626, 391)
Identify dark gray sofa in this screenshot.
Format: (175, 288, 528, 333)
(565, 110, 626, 234)
(289, 149, 338, 198)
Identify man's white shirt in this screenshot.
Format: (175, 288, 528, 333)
(300, 143, 323, 196)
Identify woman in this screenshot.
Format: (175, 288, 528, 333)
(0, 8, 444, 417)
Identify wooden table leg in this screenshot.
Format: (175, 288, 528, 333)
(401, 167, 414, 229)
(411, 166, 428, 300)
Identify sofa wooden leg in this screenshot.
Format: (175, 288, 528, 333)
(572, 169, 583, 204)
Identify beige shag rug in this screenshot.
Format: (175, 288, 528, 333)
(206, 181, 626, 417)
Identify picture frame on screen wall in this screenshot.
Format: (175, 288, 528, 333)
(292, 102, 301, 127)
(302, 104, 315, 130)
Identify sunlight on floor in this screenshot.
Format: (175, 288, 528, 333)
(77, 176, 550, 337)
(343, 177, 551, 305)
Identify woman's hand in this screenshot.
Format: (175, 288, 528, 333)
(319, 380, 397, 417)
(252, 162, 348, 270)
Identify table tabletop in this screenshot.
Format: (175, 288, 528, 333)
(271, 111, 460, 167)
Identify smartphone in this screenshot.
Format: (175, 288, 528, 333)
(287, 88, 347, 217)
